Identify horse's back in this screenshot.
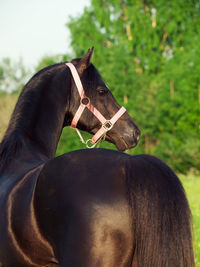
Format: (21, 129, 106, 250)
(35, 149, 135, 266)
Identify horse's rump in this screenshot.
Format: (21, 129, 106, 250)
(35, 149, 134, 266)
(34, 150, 194, 266)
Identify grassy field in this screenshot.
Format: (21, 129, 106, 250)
(180, 175, 200, 266)
(0, 93, 17, 140)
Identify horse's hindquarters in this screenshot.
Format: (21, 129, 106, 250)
(34, 150, 134, 267)
(54, 200, 134, 266)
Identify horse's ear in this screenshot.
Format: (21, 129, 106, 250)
(77, 47, 94, 74)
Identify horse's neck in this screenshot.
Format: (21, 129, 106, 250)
(1, 64, 70, 170)
(19, 65, 70, 159)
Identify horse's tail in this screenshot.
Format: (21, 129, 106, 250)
(126, 154, 194, 267)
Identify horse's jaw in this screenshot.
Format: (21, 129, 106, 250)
(105, 134, 139, 152)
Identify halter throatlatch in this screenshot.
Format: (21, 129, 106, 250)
(66, 62, 126, 148)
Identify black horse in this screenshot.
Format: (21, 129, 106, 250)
(0, 49, 194, 266)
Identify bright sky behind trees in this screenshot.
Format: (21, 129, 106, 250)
(0, 0, 89, 67)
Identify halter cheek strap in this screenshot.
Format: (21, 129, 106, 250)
(66, 62, 126, 147)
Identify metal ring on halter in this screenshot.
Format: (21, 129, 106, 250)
(81, 97, 90, 106)
(102, 120, 113, 131)
(86, 139, 96, 148)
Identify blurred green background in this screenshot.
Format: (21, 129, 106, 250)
(0, 0, 200, 263)
(1, 0, 199, 174)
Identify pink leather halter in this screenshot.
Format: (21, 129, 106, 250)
(66, 62, 126, 148)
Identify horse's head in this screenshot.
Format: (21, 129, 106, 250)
(66, 48, 140, 152)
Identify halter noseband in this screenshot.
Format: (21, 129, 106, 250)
(66, 62, 126, 148)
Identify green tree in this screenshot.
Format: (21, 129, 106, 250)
(0, 58, 29, 94)
(35, 54, 70, 72)
(67, 0, 200, 173)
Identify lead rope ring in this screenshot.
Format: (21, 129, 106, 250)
(75, 128, 106, 148)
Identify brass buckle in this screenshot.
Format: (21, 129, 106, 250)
(102, 120, 113, 131)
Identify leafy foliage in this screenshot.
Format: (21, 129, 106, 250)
(0, 58, 30, 94)
(35, 54, 70, 72)
(0, 1, 199, 174)
(67, 0, 200, 173)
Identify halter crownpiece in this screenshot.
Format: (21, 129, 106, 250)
(66, 62, 126, 148)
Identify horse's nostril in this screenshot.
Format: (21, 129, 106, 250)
(135, 129, 140, 141)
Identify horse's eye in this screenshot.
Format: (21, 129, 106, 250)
(98, 89, 108, 96)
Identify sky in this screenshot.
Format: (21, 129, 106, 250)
(0, 0, 90, 68)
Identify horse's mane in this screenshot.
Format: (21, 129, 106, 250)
(0, 61, 103, 171)
(0, 63, 63, 170)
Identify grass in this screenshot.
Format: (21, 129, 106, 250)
(180, 175, 200, 266)
(0, 93, 17, 140)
